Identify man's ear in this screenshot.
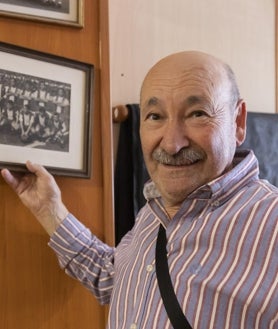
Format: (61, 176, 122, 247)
(235, 99, 247, 147)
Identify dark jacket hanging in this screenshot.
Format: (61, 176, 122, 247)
(114, 104, 149, 245)
(239, 112, 278, 187)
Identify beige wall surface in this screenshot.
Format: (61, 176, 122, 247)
(109, 0, 276, 113)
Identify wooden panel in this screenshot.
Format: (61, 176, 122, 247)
(99, 0, 115, 246)
(0, 3, 98, 64)
(0, 0, 111, 328)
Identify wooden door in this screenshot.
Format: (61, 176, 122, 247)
(0, 0, 113, 328)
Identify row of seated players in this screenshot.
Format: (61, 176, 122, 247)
(0, 99, 68, 147)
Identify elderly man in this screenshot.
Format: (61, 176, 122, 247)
(1, 51, 277, 329)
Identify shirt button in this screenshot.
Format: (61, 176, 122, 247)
(212, 200, 219, 207)
(146, 264, 154, 272)
(130, 324, 137, 329)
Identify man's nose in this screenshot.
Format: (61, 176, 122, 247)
(160, 120, 190, 155)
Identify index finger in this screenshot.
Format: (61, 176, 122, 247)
(25, 161, 49, 178)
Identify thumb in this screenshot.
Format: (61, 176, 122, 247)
(1, 168, 18, 190)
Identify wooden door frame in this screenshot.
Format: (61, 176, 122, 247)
(99, 0, 115, 246)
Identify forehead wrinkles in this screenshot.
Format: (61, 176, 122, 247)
(141, 66, 223, 103)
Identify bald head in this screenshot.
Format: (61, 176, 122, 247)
(140, 51, 240, 109)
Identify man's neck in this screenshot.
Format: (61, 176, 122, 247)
(165, 204, 181, 219)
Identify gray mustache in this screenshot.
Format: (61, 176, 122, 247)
(152, 148, 204, 166)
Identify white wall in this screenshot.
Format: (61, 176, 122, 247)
(109, 0, 276, 113)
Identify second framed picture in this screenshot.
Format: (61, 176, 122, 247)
(0, 0, 84, 28)
(0, 42, 94, 178)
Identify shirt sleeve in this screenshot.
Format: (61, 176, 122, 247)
(48, 213, 115, 305)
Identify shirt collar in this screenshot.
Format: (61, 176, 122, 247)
(143, 149, 259, 205)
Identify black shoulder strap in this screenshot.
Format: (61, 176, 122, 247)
(155, 224, 193, 329)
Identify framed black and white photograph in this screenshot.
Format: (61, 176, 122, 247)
(0, 42, 94, 178)
(0, 0, 84, 28)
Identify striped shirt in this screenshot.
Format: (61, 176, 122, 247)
(49, 150, 278, 329)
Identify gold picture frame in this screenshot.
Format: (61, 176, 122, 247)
(0, 0, 84, 28)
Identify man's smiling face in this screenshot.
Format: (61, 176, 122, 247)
(140, 51, 246, 208)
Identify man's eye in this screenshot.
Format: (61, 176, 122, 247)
(146, 113, 161, 120)
(192, 110, 206, 117)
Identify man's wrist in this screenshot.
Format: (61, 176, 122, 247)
(37, 204, 69, 236)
